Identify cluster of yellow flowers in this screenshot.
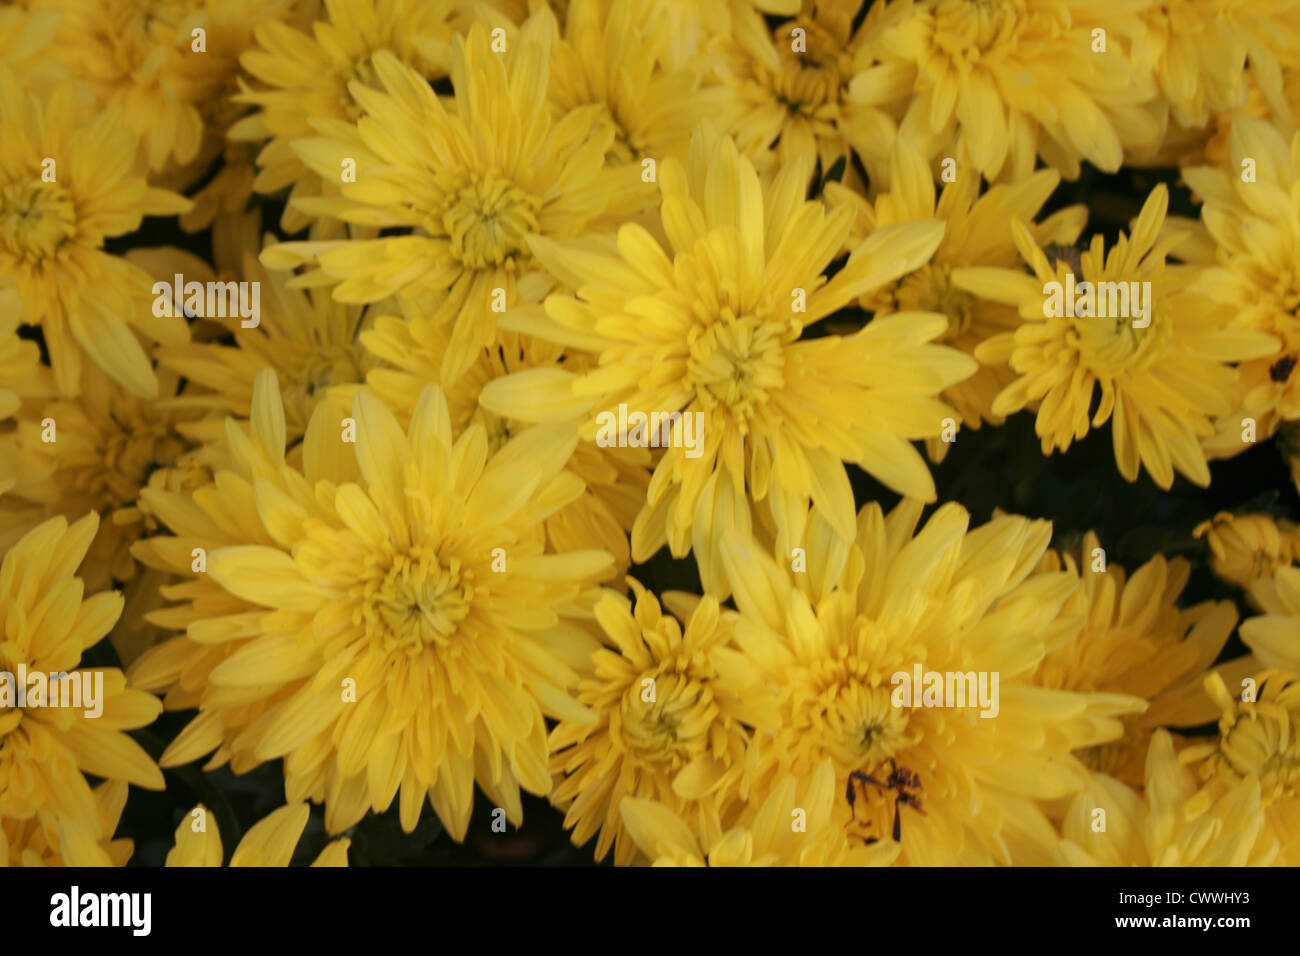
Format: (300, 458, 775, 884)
(3, 0, 1300, 868)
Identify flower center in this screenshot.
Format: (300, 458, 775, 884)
(1200, 674, 1300, 804)
(340, 54, 384, 122)
(363, 552, 475, 655)
(876, 263, 976, 340)
(1078, 717, 1143, 778)
(99, 420, 176, 508)
(604, 107, 639, 164)
(929, 0, 1025, 64)
(283, 345, 367, 431)
(1269, 264, 1300, 313)
(620, 671, 713, 772)
(686, 312, 784, 430)
(832, 682, 914, 771)
(0, 182, 77, 266)
(443, 173, 541, 270)
(769, 16, 848, 113)
(1074, 312, 1164, 375)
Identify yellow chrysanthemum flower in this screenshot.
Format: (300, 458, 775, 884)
(713, 0, 866, 177)
(1183, 66, 1300, 174)
(230, 0, 457, 233)
(1241, 564, 1300, 672)
(0, 68, 191, 398)
(717, 498, 1145, 865)
(0, 513, 164, 844)
(130, 370, 613, 838)
(2, 780, 132, 867)
(356, 314, 650, 574)
(38, 0, 294, 172)
(847, 0, 1161, 183)
(166, 802, 349, 867)
(547, 579, 778, 865)
(481, 124, 974, 595)
(0, 365, 195, 591)
(1132, 0, 1300, 131)
(154, 0, 313, 234)
(142, 239, 377, 445)
(1180, 670, 1300, 863)
(1055, 729, 1277, 866)
(827, 140, 1087, 458)
(1183, 117, 1300, 452)
(619, 758, 897, 866)
(261, 13, 632, 383)
(547, 0, 725, 170)
(962, 183, 1278, 490)
(1036, 531, 1243, 786)
(1194, 511, 1300, 591)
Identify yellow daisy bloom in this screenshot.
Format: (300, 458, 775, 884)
(0, 513, 164, 843)
(1241, 564, 1300, 672)
(143, 239, 377, 445)
(0, 365, 196, 591)
(166, 802, 349, 867)
(39, 0, 294, 172)
(847, 0, 1162, 183)
(1132, 0, 1300, 131)
(546, 0, 726, 168)
(1181, 66, 1300, 174)
(260, 14, 631, 383)
(1036, 531, 1243, 786)
(155, 0, 306, 235)
(1194, 511, 1300, 591)
(547, 579, 779, 865)
(619, 758, 897, 866)
(1055, 729, 1277, 866)
(1183, 117, 1300, 451)
(826, 139, 1087, 456)
(130, 370, 613, 838)
(718, 498, 1145, 865)
(0, 68, 191, 398)
(1180, 670, 1300, 863)
(481, 124, 974, 595)
(230, 0, 457, 233)
(962, 183, 1278, 490)
(356, 313, 650, 574)
(713, 0, 866, 177)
